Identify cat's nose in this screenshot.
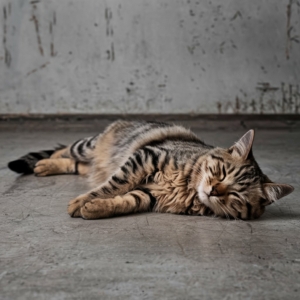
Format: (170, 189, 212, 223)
(210, 186, 219, 196)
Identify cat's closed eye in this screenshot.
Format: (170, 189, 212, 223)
(228, 191, 239, 198)
(219, 165, 226, 182)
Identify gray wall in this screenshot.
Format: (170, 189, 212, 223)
(0, 0, 299, 114)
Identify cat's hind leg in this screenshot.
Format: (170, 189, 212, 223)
(8, 134, 100, 175)
(33, 134, 100, 176)
(34, 159, 89, 176)
(69, 188, 156, 219)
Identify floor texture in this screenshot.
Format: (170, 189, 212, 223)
(1, 118, 300, 300)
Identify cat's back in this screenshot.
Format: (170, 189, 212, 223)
(91, 120, 209, 184)
(104, 120, 206, 155)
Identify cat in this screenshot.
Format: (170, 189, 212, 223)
(8, 120, 294, 220)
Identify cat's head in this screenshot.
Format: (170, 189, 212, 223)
(197, 130, 294, 220)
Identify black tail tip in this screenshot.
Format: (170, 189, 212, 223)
(8, 160, 34, 174)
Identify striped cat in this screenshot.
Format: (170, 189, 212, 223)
(8, 120, 294, 220)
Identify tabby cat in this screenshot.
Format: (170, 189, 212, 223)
(8, 120, 294, 220)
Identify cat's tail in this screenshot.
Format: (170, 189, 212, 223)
(8, 145, 66, 174)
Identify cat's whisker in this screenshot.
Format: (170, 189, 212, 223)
(220, 205, 230, 220)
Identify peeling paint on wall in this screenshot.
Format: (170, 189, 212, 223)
(217, 83, 300, 114)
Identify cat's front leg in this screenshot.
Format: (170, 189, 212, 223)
(69, 189, 155, 219)
(68, 148, 160, 218)
(67, 172, 139, 218)
(67, 172, 144, 218)
(68, 194, 91, 217)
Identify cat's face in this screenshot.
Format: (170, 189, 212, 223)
(197, 150, 266, 219)
(196, 130, 294, 220)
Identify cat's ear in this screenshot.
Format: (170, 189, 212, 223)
(229, 129, 255, 160)
(262, 183, 294, 205)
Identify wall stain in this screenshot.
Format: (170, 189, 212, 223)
(189, 9, 195, 17)
(106, 43, 115, 61)
(105, 7, 113, 36)
(217, 82, 299, 114)
(230, 10, 243, 21)
(30, 3, 44, 56)
(49, 12, 57, 57)
(286, 0, 292, 59)
(219, 41, 225, 54)
(230, 11, 242, 21)
(104, 7, 115, 61)
(286, 0, 300, 60)
(26, 62, 49, 77)
(187, 36, 202, 55)
(111, 42, 115, 61)
(3, 5, 11, 67)
(53, 11, 56, 25)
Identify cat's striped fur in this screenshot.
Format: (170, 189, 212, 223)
(8, 120, 294, 220)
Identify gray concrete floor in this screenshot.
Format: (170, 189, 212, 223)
(1, 119, 300, 300)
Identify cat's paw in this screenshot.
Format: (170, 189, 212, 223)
(34, 159, 56, 176)
(68, 198, 110, 219)
(80, 199, 109, 220)
(68, 194, 90, 218)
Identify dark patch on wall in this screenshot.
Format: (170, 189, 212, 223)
(49, 12, 57, 57)
(3, 5, 11, 67)
(104, 7, 115, 61)
(106, 43, 115, 61)
(53, 11, 56, 25)
(286, 0, 300, 60)
(30, 3, 44, 56)
(26, 62, 49, 77)
(105, 7, 113, 36)
(230, 11, 242, 21)
(280, 83, 299, 113)
(217, 82, 300, 114)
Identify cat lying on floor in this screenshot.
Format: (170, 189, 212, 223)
(8, 120, 294, 220)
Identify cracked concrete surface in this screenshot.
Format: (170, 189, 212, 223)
(0, 119, 300, 300)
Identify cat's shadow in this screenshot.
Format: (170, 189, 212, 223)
(3, 172, 57, 195)
(258, 208, 300, 221)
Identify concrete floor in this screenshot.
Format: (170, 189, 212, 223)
(1, 118, 300, 300)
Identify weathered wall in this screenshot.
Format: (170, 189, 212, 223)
(0, 0, 299, 114)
